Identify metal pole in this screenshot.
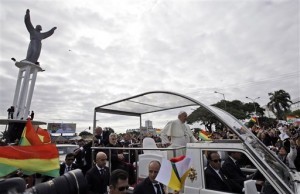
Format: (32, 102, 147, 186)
(215, 91, 226, 110)
(246, 96, 260, 126)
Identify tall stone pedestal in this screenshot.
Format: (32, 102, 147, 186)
(12, 60, 44, 120)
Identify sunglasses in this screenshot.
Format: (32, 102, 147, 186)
(67, 158, 75, 161)
(117, 186, 129, 191)
(211, 159, 222, 163)
(149, 170, 159, 173)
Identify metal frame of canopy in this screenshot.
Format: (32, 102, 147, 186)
(93, 91, 295, 194)
(93, 91, 202, 131)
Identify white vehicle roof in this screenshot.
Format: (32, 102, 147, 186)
(93, 91, 299, 194)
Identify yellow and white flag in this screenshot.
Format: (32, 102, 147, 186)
(155, 155, 192, 191)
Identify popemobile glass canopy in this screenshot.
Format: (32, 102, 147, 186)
(93, 91, 298, 194)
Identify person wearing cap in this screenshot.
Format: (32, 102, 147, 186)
(160, 111, 197, 156)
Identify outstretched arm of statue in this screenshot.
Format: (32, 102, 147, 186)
(24, 9, 34, 32)
(41, 27, 57, 39)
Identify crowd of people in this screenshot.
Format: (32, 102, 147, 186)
(2, 110, 300, 194)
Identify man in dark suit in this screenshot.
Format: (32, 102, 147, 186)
(74, 139, 88, 174)
(74, 127, 110, 175)
(59, 153, 78, 176)
(205, 152, 236, 193)
(221, 151, 263, 193)
(221, 151, 248, 193)
(105, 133, 136, 185)
(133, 160, 165, 194)
(85, 152, 110, 194)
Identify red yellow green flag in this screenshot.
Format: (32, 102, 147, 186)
(0, 144, 59, 177)
(250, 117, 257, 123)
(155, 155, 192, 191)
(19, 119, 42, 146)
(36, 127, 51, 144)
(199, 130, 211, 141)
(0, 119, 60, 177)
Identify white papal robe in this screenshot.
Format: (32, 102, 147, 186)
(160, 119, 197, 157)
(160, 119, 197, 194)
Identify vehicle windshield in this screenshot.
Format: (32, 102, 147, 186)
(209, 106, 292, 190)
(94, 91, 294, 193)
(57, 145, 78, 155)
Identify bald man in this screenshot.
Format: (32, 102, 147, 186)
(133, 160, 165, 194)
(85, 152, 110, 194)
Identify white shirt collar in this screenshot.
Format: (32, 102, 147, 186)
(229, 156, 237, 163)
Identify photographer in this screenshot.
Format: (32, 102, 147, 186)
(74, 127, 110, 175)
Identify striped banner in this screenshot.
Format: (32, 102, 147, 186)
(0, 144, 59, 177)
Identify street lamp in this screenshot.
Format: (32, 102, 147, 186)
(214, 91, 226, 110)
(245, 96, 260, 116)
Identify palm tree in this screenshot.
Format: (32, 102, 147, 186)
(267, 90, 292, 120)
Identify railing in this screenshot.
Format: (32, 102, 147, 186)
(91, 145, 186, 182)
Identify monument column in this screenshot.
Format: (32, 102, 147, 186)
(12, 61, 43, 119)
(0, 9, 56, 143)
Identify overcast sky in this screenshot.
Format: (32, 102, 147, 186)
(0, 0, 299, 133)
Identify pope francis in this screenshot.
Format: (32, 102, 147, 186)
(160, 111, 198, 157)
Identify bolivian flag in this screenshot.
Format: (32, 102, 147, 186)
(0, 144, 59, 177)
(0, 119, 59, 177)
(155, 155, 191, 191)
(250, 117, 257, 123)
(199, 130, 211, 141)
(36, 127, 51, 144)
(19, 119, 43, 146)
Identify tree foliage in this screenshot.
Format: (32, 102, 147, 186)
(187, 99, 266, 132)
(187, 107, 224, 133)
(79, 130, 93, 136)
(289, 109, 300, 117)
(267, 89, 292, 120)
(213, 100, 264, 119)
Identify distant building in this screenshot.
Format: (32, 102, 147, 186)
(290, 97, 300, 112)
(145, 120, 153, 128)
(126, 120, 159, 136)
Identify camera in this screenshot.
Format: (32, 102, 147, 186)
(0, 169, 87, 194)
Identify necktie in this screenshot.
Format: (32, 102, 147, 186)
(235, 161, 240, 168)
(99, 168, 104, 174)
(67, 166, 71, 172)
(219, 170, 225, 180)
(154, 184, 162, 194)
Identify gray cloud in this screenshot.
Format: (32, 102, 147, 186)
(0, 0, 299, 133)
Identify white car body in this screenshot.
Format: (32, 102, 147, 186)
(56, 144, 79, 163)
